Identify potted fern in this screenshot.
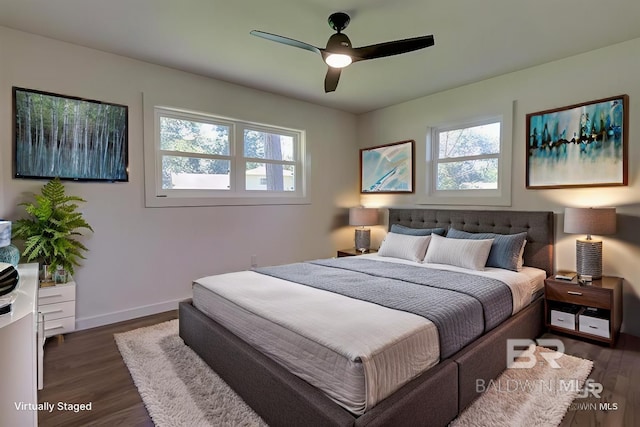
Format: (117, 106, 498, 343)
(12, 178, 93, 283)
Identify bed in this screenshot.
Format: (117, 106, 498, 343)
(179, 209, 554, 426)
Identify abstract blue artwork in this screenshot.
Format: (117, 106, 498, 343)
(361, 140, 414, 193)
(526, 95, 628, 188)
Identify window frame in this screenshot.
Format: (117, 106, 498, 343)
(425, 111, 512, 206)
(147, 106, 309, 207)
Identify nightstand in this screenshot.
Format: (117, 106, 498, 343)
(38, 280, 76, 339)
(544, 276, 622, 346)
(37, 279, 76, 389)
(337, 248, 378, 257)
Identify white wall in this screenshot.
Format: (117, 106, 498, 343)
(0, 27, 359, 329)
(358, 38, 640, 337)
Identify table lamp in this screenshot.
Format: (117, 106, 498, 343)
(349, 207, 378, 252)
(0, 221, 20, 267)
(564, 207, 616, 280)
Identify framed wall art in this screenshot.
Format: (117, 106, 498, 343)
(526, 95, 628, 189)
(13, 87, 129, 182)
(360, 140, 414, 193)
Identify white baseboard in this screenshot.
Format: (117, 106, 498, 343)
(75, 298, 184, 331)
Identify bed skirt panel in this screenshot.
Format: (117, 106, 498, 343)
(179, 300, 355, 427)
(453, 296, 544, 412)
(354, 360, 458, 427)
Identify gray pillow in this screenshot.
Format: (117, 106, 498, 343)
(445, 228, 528, 272)
(390, 224, 446, 237)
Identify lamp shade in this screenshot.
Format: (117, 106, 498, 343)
(564, 207, 616, 236)
(0, 221, 11, 248)
(349, 207, 378, 227)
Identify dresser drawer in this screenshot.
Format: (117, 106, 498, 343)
(38, 283, 75, 305)
(545, 282, 610, 309)
(579, 315, 610, 338)
(39, 316, 75, 338)
(550, 309, 577, 330)
(39, 300, 75, 321)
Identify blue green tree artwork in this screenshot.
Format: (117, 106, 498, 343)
(526, 95, 627, 189)
(13, 87, 128, 182)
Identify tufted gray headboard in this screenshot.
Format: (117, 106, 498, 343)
(388, 209, 555, 277)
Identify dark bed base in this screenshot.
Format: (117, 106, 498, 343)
(180, 297, 543, 426)
(179, 209, 553, 426)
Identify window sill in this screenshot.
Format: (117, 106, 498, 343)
(144, 194, 311, 207)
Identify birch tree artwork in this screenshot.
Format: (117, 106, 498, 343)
(14, 87, 128, 181)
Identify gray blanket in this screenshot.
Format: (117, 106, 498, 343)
(255, 258, 513, 358)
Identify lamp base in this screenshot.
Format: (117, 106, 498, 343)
(354, 228, 371, 252)
(576, 239, 602, 280)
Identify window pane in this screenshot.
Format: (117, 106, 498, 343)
(246, 162, 295, 191)
(244, 130, 294, 161)
(162, 155, 230, 190)
(438, 122, 500, 159)
(437, 159, 498, 190)
(160, 116, 230, 155)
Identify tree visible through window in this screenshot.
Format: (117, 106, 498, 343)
(155, 108, 302, 197)
(434, 121, 501, 190)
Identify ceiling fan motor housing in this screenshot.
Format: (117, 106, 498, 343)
(326, 33, 352, 52)
(328, 12, 350, 32)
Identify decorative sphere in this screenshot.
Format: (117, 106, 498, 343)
(0, 244, 20, 267)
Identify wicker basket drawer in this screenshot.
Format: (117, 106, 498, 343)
(579, 313, 610, 338)
(550, 309, 577, 330)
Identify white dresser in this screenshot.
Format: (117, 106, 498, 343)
(0, 263, 38, 427)
(37, 278, 76, 389)
(38, 280, 76, 339)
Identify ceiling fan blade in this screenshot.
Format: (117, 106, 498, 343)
(324, 67, 341, 93)
(351, 35, 434, 62)
(250, 30, 321, 55)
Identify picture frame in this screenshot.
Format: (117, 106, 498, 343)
(13, 87, 129, 182)
(360, 140, 414, 193)
(526, 95, 628, 189)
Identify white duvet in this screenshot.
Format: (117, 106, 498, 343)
(192, 255, 545, 414)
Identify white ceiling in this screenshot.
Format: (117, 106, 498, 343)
(1, 0, 639, 114)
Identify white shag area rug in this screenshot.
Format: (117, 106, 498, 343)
(115, 319, 266, 427)
(116, 320, 593, 427)
(450, 346, 593, 427)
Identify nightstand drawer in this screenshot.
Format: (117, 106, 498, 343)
(39, 300, 75, 321)
(579, 314, 610, 338)
(550, 309, 577, 330)
(545, 282, 610, 309)
(39, 316, 75, 338)
(38, 283, 76, 305)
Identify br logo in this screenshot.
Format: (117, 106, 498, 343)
(506, 339, 565, 369)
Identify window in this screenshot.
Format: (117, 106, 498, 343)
(427, 113, 512, 206)
(149, 107, 307, 206)
(435, 120, 500, 190)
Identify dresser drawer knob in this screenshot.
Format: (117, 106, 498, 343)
(567, 291, 583, 296)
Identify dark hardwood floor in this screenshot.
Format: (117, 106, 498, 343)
(38, 312, 639, 427)
(549, 331, 640, 427)
(38, 310, 177, 427)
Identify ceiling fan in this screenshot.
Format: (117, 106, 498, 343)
(251, 12, 435, 93)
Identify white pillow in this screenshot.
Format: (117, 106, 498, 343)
(378, 232, 432, 262)
(516, 240, 527, 271)
(424, 233, 494, 270)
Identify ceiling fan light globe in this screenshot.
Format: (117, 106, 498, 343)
(325, 53, 352, 68)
